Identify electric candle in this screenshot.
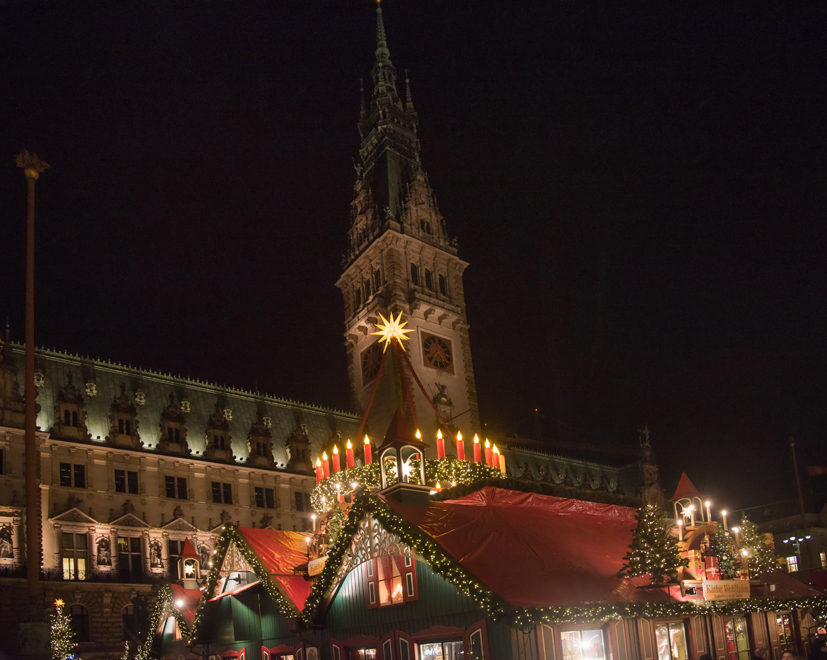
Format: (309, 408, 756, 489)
(436, 430, 445, 459)
(363, 435, 372, 464)
(473, 434, 481, 463)
(705, 500, 711, 523)
(496, 447, 506, 474)
(722, 510, 728, 531)
(322, 451, 330, 479)
(678, 519, 683, 541)
(332, 445, 341, 473)
(315, 458, 323, 485)
(456, 431, 466, 461)
(346, 439, 354, 469)
(484, 438, 492, 466)
(689, 504, 695, 527)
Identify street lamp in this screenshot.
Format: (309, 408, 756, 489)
(782, 535, 812, 571)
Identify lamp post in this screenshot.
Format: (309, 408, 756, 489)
(16, 150, 49, 600)
(782, 535, 811, 571)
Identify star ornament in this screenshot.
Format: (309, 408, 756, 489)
(371, 311, 415, 352)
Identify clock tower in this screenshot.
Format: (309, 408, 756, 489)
(336, 4, 480, 449)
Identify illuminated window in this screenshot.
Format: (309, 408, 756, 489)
(350, 649, 376, 660)
(410, 264, 420, 286)
(560, 629, 607, 660)
(724, 616, 751, 660)
(821, 552, 826, 568)
(420, 642, 462, 660)
(365, 555, 417, 608)
(655, 623, 688, 660)
(62, 533, 88, 580)
(787, 556, 799, 572)
(776, 613, 794, 647)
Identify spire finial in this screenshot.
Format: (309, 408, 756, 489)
(360, 78, 367, 117)
(375, 1, 391, 64)
(405, 69, 414, 111)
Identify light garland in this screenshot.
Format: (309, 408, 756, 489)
(135, 584, 189, 659)
(617, 504, 687, 584)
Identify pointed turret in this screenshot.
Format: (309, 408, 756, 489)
(404, 70, 414, 112)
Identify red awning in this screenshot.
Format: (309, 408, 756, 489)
(238, 528, 313, 610)
(382, 486, 654, 607)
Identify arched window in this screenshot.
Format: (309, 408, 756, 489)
(424, 269, 433, 291)
(410, 264, 419, 286)
(438, 274, 447, 296)
(70, 604, 91, 643)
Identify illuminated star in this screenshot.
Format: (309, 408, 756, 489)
(54, 599, 64, 608)
(371, 311, 415, 352)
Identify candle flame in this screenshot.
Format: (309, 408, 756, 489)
(364, 435, 370, 445)
(493, 444, 499, 454)
(473, 434, 480, 444)
(457, 431, 462, 441)
(316, 457, 321, 467)
(416, 429, 421, 439)
(436, 482, 441, 489)
(437, 429, 443, 439)
(484, 438, 490, 447)
(323, 451, 328, 460)
(333, 445, 339, 454)
(347, 439, 352, 449)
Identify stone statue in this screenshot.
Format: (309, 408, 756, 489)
(96, 537, 111, 566)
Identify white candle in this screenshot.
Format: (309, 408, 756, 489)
(678, 519, 683, 541)
(690, 505, 696, 527)
(705, 501, 712, 523)
(312, 514, 316, 532)
(722, 510, 728, 531)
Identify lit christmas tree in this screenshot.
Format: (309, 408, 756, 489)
(709, 527, 738, 578)
(739, 520, 779, 575)
(617, 504, 687, 584)
(50, 599, 76, 660)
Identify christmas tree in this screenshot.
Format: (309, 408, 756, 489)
(739, 520, 779, 575)
(709, 527, 738, 578)
(50, 599, 76, 660)
(617, 504, 687, 584)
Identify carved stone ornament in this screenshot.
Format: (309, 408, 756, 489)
(134, 390, 146, 407)
(85, 381, 97, 398)
(0, 524, 13, 559)
(96, 537, 112, 566)
(149, 540, 162, 567)
(219, 510, 232, 524)
(222, 408, 233, 422)
(34, 371, 45, 388)
(180, 399, 191, 414)
(262, 416, 272, 429)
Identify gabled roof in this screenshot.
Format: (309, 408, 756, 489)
(669, 472, 701, 502)
(236, 528, 312, 611)
(180, 538, 200, 561)
(50, 507, 97, 524)
(382, 486, 652, 607)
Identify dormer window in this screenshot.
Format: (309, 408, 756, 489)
(213, 435, 227, 450)
(63, 410, 78, 427)
(52, 374, 91, 442)
(158, 394, 189, 455)
(167, 427, 181, 443)
(106, 384, 141, 449)
(117, 418, 132, 435)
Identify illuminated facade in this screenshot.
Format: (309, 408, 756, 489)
(336, 5, 479, 447)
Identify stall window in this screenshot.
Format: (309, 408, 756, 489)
(420, 641, 463, 660)
(786, 556, 799, 572)
(350, 650, 376, 660)
(775, 613, 794, 648)
(724, 616, 751, 660)
(655, 623, 689, 660)
(561, 629, 607, 660)
(365, 554, 417, 607)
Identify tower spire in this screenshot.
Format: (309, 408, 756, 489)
(360, 78, 366, 117)
(375, 1, 390, 64)
(405, 70, 414, 111)
(371, 0, 397, 97)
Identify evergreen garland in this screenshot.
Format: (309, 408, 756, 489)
(617, 504, 687, 584)
(50, 600, 76, 660)
(709, 527, 738, 578)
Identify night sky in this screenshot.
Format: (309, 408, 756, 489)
(1, 1, 825, 511)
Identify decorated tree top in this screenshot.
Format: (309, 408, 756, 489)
(617, 504, 687, 584)
(50, 599, 76, 660)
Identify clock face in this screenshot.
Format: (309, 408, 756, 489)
(361, 341, 383, 385)
(421, 333, 454, 374)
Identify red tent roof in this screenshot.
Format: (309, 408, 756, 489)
(237, 528, 312, 610)
(669, 472, 701, 502)
(381, 486, 654, 607)
(180, 538, 200, 560)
